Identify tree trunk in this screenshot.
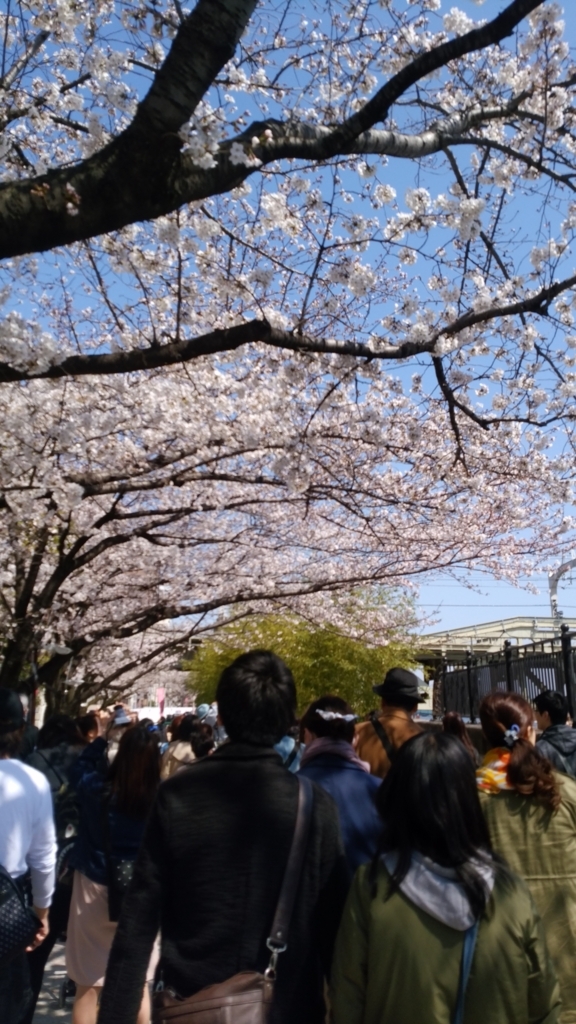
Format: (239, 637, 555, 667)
(43, 678, 83, 718)
(0, 628, 35, 691)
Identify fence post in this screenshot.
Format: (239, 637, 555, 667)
(432, 659, 445, 719)
(504, 640, 513, 691)
(561, 624, 576, 721)
(442, 657, 448, 715)
(466, 650, 475, 723)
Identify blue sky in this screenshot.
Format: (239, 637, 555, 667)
(293, 0, 576, 633)
(417, 571, 576, 633)
(414, 0, 576, 633)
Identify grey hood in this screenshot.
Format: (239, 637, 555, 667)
(382, 851, 495, 931)
(539, 724, 576, 756)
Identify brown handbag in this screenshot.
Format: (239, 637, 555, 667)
(152, 775, 313, 1024)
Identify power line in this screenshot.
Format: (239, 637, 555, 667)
(414, 598, 573, 606)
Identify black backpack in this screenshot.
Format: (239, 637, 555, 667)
(36, 752, 80, 886)
(37, 752, 80, 847)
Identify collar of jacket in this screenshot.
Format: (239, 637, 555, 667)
(302, 752, 366, 772)
(210, 741, 284, 763)
(542, 724, 573, 739)
(379, 709, 414, 723)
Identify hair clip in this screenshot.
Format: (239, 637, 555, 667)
(315, 709, 358, 722)
(503, 723, 521, 748)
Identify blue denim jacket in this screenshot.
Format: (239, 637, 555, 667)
(298, 753, 382, 879)
(67, 737, 148, 885)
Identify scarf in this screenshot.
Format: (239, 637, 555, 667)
(382, 850, 495, 931)
(476, 748, 513, 794)
(299, 736, 371, 773)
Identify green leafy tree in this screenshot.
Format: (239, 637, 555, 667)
(188, 613, 416, 718)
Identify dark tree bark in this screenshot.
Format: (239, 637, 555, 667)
(0, 0, 545, 260)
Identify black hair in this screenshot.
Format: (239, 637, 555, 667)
(0, 728, 24, 758)
(373, 731, 496, 918)
(174, 714, 199, 743)
(190, 721, 215, 758)
(107, 724, 160, 817)
(301, 695, 356, 744)
(534, 689, 569, 726)
(382, 694, 418, 712)
(216, 649, 296, 746)
(76, 713, 98, 740)
(442, 711, 478, 761)
(37, 713, 79, 749)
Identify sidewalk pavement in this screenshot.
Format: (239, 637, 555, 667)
(33, 944, 72, 1024)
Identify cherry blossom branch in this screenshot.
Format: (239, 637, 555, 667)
(93, 626, 201, 691)
(318, 0, 544, 151)
(134, 0, 259, 136)
(0, 30, 49, 91)
(432, 355, 488, 467)
(1, 270, 575, 382)
(434, 273, 576, 341)
(443, 147, 524, 315)
(454, 135, 576, 191)
(253, 96, 532, 162)
(0, 0, 546, 258)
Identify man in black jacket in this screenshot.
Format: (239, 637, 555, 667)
(98, 650, 348, 1024)
(535, 689, 576, 778)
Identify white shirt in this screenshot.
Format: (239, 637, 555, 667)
(0, 758, 57, 907)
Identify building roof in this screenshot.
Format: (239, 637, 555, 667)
(417, 616, 576, 663)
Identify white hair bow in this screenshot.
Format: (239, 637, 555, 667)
(315, 709, 357, 722)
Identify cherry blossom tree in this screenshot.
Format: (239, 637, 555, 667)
(0, 348, 571, 711)
(0, 0, 573, 400)
(0, 0, 574, 708)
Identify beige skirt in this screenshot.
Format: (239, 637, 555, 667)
(66, 870, 158, 987)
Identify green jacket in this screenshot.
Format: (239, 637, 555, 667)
(480, 773, 576, 1023)
(330, 861, 560, 1024)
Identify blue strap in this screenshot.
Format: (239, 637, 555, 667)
(452, 920, 480, 1024)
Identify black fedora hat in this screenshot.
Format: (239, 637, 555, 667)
(372, 666, 425, 703)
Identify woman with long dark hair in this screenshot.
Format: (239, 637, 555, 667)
(189, 720, 215, 758)
(65, 724, 161, 1024)
(478, 691, 576, 1021)
(442, 710, 481, 765)
(331, 731, 560, 1024)
(160, 713, 197, 779)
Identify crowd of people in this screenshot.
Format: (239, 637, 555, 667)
(1, 654, 576, 1023)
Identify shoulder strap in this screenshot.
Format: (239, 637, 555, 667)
(284, 742, 300, 771)
(100, 790, 114, 866)
(267, 775, 313, 954)
(452, 920, 480, 1024)
(38, 750, 66, 788)
(369, 711, 396, 763)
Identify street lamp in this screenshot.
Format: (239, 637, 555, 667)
(549, 558, 576, 626)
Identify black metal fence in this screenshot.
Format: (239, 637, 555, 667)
(442, 624, 576, 722)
